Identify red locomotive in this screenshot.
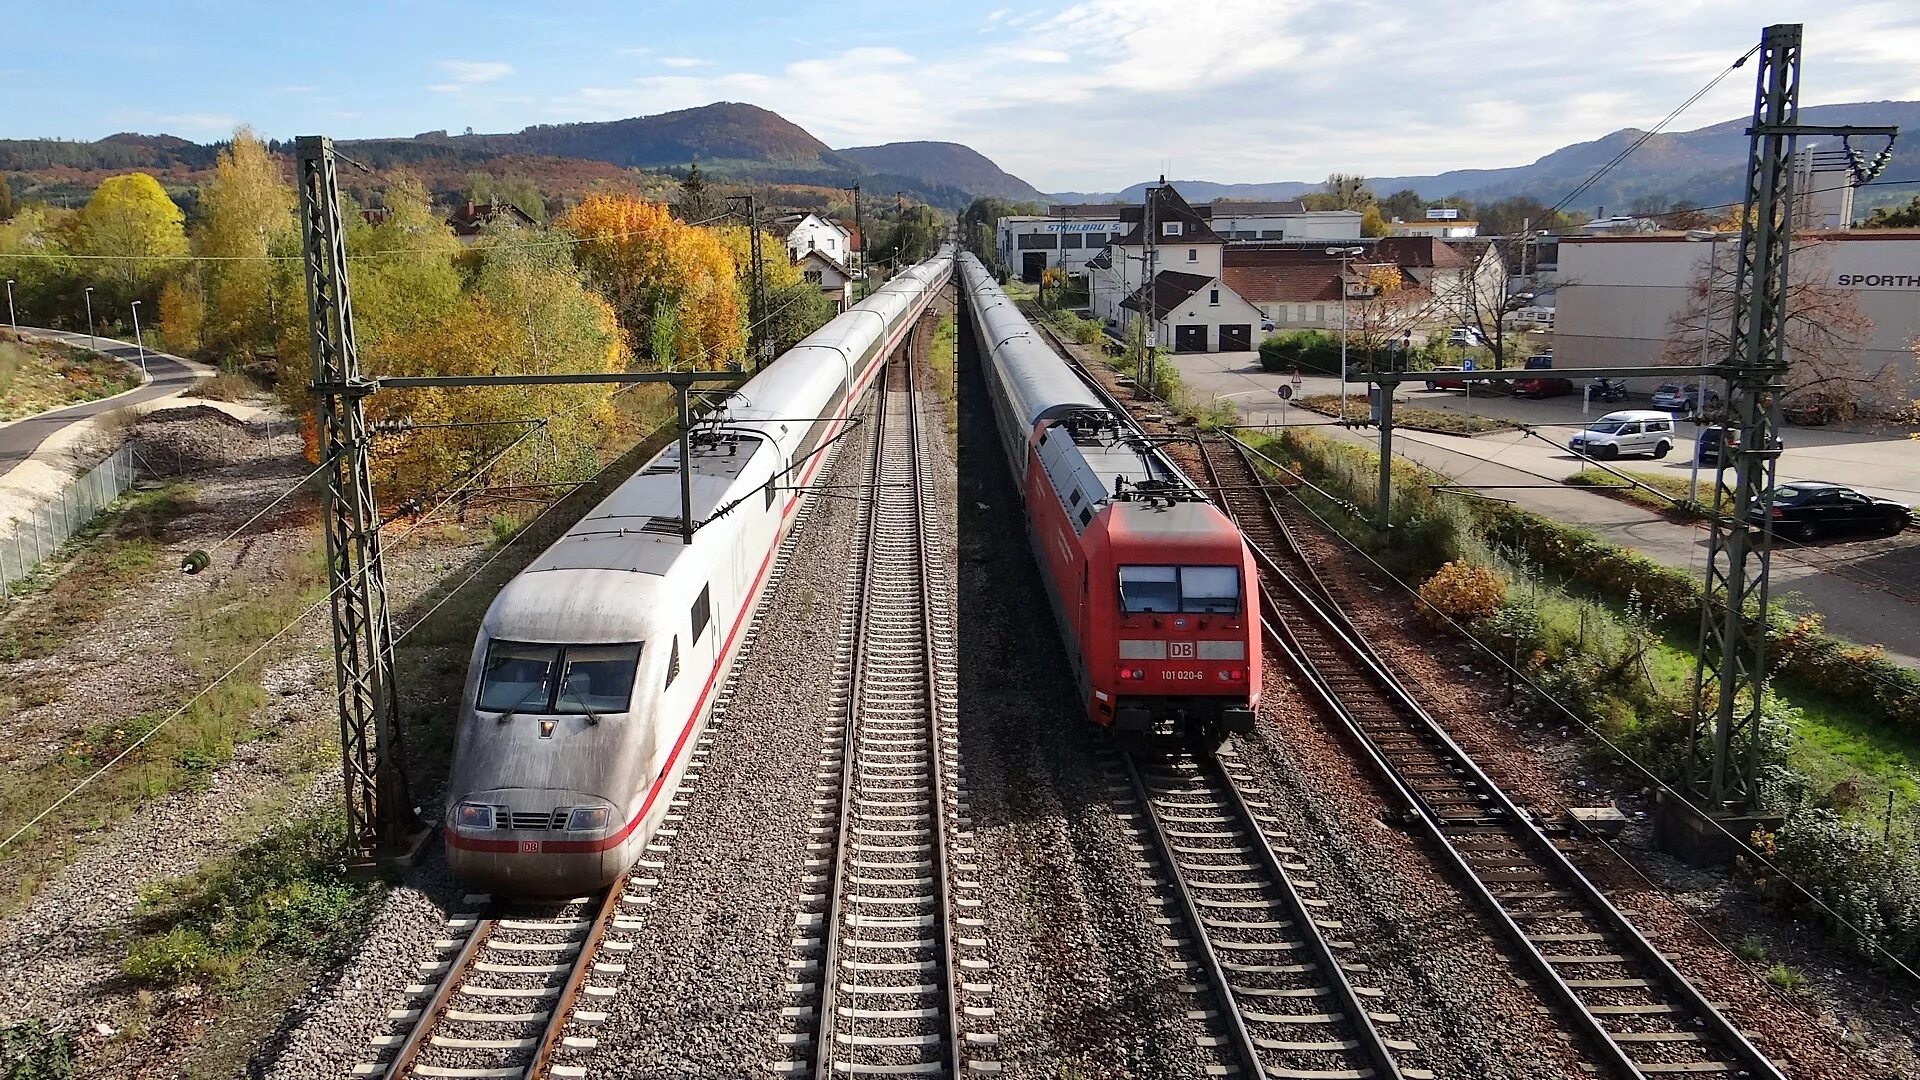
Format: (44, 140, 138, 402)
(962, 254, 1258, 748)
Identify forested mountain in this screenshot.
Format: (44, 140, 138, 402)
(837, 142, 1049, 203)
(0, 103, 1040, 213)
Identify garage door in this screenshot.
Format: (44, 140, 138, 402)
(1219, 325, 1251, 352)
(1021, 252, 1047, 282)
(1174, 325, 1208, 353)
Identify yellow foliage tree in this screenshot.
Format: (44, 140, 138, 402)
(197, 128, 296, 367)
(76, 173, 188, 311)
(711, 223, 834, 352)
(157, 277, 204, 355)
(1416, 560, 1506, 626)
(559, 194, 742, 369)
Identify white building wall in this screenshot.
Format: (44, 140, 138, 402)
(785, 215, 851, 263)
(1555, 234, 1920, 393)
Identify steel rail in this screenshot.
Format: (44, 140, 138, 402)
(383, 912, 494, 1080)
(528, 884, 627, 1079)
(1214, 433, 1785, 1080)
(807, 362, 889, 1078)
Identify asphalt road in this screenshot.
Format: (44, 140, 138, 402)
(1171, 351, 1920, 670)
(0, 328, 201, 479)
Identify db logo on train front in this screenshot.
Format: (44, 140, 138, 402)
(520, 840, 540, 853)
(1168, 641, 1195, 658)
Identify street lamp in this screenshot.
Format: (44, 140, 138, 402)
(83, 287, 95, 352)
(129, 300, 147, 374)
(1327, 246, 1364, 417)
(4, 278, 14, 337)
(1684, 229, 1731, 508)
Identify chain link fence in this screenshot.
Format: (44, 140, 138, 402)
(0, 446, 138, 599)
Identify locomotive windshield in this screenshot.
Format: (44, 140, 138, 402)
(477, 640, 643, 714)
(1118, 565, 1241, 614)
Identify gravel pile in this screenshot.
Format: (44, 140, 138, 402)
(132, 406, 268, 474)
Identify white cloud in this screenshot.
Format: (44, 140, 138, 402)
(431, 60, 514, 93)
(992, 47, 1070, 64)
(661, 57, 709, 68)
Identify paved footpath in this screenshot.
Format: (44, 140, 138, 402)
(1, 328, 206, 479)
(1167, 351, 1920, 671)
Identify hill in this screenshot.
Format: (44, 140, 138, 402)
(837, 141, 1049, 202)
(0, 103, 1043, 214)
(1051, 100, 1920, 217)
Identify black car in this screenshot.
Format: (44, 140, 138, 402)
(1749, 482, 1912, 542)
(1694, 426, 1784, 466)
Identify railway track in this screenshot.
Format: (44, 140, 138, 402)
(1116, 746, 1423, 1080)
(773, 358, 992, 1076)
(360, 887, 623, 1080)
(1194, 433, 1786, 1080)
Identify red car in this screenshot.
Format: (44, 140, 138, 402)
(1424, 366, 1467, 391)
(1513, 376, 1574, 398)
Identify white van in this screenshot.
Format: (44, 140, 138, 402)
(1568, 410, 1676, 460)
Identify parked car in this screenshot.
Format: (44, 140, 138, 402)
(1588, 378, 1630, 402)
(1424, 366, 1468, 391)
(1749, 482, 1912, 541)
(1694, 425, 1784, 466)
(1568, 410, 1676, 459)
(1650, 382, 1721, 412)
(1446, 327, 1484, 348)
(1783, 392, 1847, 426)
(1512, 376, 1574, 398)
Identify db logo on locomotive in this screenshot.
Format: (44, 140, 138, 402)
(1168, 641, 1196, 658)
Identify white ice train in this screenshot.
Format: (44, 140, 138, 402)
(445, 245, 955, 894)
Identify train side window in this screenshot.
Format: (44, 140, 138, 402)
(664, 638, 680, 689)
(691, 585, 711, 643)
(765, 477, 776, 510)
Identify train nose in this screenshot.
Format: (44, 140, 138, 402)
(444, 788, 627, 896)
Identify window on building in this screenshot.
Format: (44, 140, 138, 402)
(803, 270, 822, 284)
(1209, 289, 1220, 306)
(1062, 233, 1084, 249)
(1017, 233, 1058, 250)
(1163, 221, 1182, 236)
(1260, 230, 1284, 239)
(691, 585, 711, 643)
(1314, 304, 1326, 323)
(808, 236, 816, 251)
(1187, 248, 1197, 262)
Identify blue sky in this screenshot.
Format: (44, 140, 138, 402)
(3, 0, 1918, 192)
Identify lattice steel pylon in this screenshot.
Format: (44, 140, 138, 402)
(1686, 25, 1896, 814)
(296, 136, 423, 866)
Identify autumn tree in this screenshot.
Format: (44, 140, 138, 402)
(75, 173, 188, 312)
(1302, 173, 1373, 212)
(1360, 206, 1390, 238)
(0, 205, 76, 324)
(195, 129, 296, 366)
(559, 193, 743, 368)
(1429, 236, 1558, 370)
(0, 174, 15, 221)
(464, 172, 547, 222)
(712, 223, 834, 352)
(1377, 188, 1426, 222)
(1659, 238, 1889, 411)
(363, 228, 630, 498)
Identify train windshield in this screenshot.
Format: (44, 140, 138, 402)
(1118, 565, 1241, 614)
(1179, 566, 1241, 613)
(477, 641, 643, 714)
(477, 643, 559, 712)
(555, 644, 643, 715)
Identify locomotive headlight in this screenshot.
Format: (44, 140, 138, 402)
(455, 802, 496, 831)
(567, 807, 610, 832)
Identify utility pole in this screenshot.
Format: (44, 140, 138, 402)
(851, 182, 863, 297)
(295, 135, 423, 869)
(894, 191, 906, 277)
(1141, 181, 1158, 400)
(727, 194, 768, 369)
(1683, 24, 1897, 822)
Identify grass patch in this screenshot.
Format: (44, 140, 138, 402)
(929, 313, 958, 433)
(0, 338, 143, 422)
(185, 371, 256, 403)
(0, 535, 328, 914)
(0, 482, 195, 655)
(1565, 467, 1702, 519)
(1295, 393, 1522, 436)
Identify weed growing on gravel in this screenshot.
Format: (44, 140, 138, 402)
(123, 810, 379, 989)
(0, 1020, 75, 1080)
(1764, 962, 1809, 993)
(1734, 935, 1769, 964)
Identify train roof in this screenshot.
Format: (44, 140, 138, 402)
(959, 253, 1104, 428)
(525, 432, 770, 578)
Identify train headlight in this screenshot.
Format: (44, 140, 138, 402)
(1116, 666, 1145, 682)
(455, 802, 496, 831)
(567, 807, 610, 832)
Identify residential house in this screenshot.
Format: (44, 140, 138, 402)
(446, 200, 536, 244)
(796, 249, 855, 313)
(783, 213, 853, 265)
(1000, 195, 1362, 282)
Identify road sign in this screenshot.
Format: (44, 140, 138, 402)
(1277, 384, 1293, 401)
(1461, 358, 1475, 371)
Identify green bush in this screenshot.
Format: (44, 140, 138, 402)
(124, 926, 220, 986)
(0, 1021, 75, 1080)
(1259, 330, 1341, 374)
(1765, 808, 1920, 967)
